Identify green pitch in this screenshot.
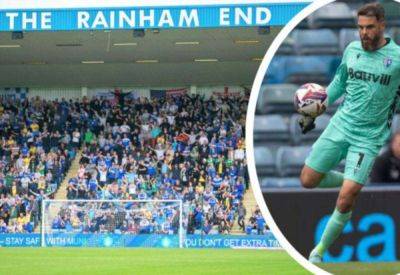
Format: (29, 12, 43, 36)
(320, 262, 400, 274)
(0, 248, 310, 275)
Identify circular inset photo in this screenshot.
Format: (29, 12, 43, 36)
(249, 0, 400, 274)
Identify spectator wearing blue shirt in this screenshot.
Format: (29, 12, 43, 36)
(256, 213, 266, 235)
(194, 206, 203, 230)
(212, 174, 223, 190)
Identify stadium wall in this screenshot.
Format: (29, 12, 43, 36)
(28, 87, 82, 100)
(1, 85, 247, 101)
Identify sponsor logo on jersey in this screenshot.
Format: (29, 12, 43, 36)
(384, 57, 393, 68)
(348, 68, 391, 86)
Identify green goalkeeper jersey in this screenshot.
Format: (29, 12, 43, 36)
(327, 38, 400, 152)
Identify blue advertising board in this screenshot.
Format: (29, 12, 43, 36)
(0, 233, 280, 249)
(185, 233, 279, 248)
(264, 188, 400, 262)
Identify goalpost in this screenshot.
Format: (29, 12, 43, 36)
(41, 199, 185, 248)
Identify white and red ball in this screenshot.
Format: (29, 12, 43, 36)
(294, 83, 327, 118)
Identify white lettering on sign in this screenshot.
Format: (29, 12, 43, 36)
(179, 9, 199, 27)
(22, 12, 37, 29)
(158, 10, 174, 27)
(92, 11, 109, 28)
(41, 12, 52, 29)
(139, 9, 155, 27)
(256, 7, 271, 24)
(7, 12, 53, 30)
(219, 8, 230, 26)
(77, 11, 90, 29)
(235, 7, 252, 25)
(119, 11, 135, 27)
(0, 7, 273, 31)
(6, 12, 18, 29)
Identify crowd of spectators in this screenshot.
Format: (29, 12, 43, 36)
(0, 96, 75, 233)
(0, 92, 267, 235)
(61, 92, 264, 235)
(51, 201, 180, 234)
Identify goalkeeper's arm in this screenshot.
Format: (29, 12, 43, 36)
(326, 62, 347, 106)
(326, 44, 350, 106)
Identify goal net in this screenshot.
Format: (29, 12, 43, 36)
(41, 199, 185, 248)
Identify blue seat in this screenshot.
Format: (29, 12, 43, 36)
(261, 177, 301, 188)
(339, 28, 359, 53)
(253, 115, 290, 142)
(263, 56, 287, 84)
(276, 146, 312, 177)
(389, 27, 400, 45)
(276, 36, 295, 55)
(382, 1, 400, 27)
(308, 2, 355, 29)
(254, 146, 276, 177)
(284, 56, 333, 85)
(257, 84, 298, 114)
(292, 29, 339, 55)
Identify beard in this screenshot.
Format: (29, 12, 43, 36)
(361, 34, 382, 51)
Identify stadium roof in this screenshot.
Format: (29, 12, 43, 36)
(0, 27, 281, 87)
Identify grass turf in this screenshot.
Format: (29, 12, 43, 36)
(0, 248, 310, 275)
(319, 262, 400, 275)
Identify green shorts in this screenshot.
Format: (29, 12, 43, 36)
(305, 123, 378, 185)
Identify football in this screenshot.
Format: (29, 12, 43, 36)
(294, 83, 328, 118)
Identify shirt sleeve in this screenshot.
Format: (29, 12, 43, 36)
(326, 46, 350, 106)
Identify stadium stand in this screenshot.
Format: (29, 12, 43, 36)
(50, 201, 182, 235)
(284, 55, 333, 85)
(390, 27, 400, 44)
(276, 36, 295, 55)
(339, 28, 359, 52)
(0, 97, 76, 233)
(0, 92, 270, 235)
(36, 93, 267, 235)
(261, 177, 301, 188)
(276, 146, 312, 177)
(257, 84, 298, 114)
(254, 146, 276, 177)
(264, 56, 287, 84)
(382, 0, 400, 26)
(292, 29, 339, 55)
(253, 115, 290, 143)
(307, 2, 355, 29)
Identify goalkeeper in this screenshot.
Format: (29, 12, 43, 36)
(298, 3, 400, 263)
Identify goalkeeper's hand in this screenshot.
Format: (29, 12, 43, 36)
(298, 116, 315, 134)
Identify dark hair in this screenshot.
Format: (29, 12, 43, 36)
(357, 3, 385, 21)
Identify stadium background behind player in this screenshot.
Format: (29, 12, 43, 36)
(296, 2, 400, 263)
(254, 1, 398, 268)
(370, 131, 400, 182)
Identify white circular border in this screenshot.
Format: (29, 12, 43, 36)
(246, 1, 335, 274)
